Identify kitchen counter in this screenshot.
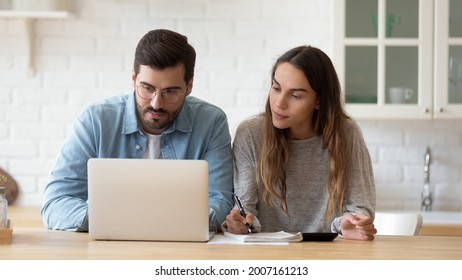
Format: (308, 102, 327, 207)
(5, 207, 462, 241)
(2, 226, 462, 260)
(2, 206, 462, 260)
(420, 211, 462, 236)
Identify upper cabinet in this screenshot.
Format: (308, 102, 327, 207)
(333, 0, 462, 119)
(435, 0, 462, 118)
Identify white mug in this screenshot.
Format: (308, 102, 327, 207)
(388, 87, 413, 104)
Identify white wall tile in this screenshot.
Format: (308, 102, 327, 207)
(149, 1, 206, 19)
(43, 71, 97, 88)
(40, 36, 96, 53)
(0, 140, 37, 157)
(0, 123, 8, 139)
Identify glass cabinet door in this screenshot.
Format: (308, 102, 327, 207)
(386, 0, 419, 38)
(343, 0, 421, 106)
(335, 0, 461, 119)
(385, 46, 418, 104)
(345, 46, 378, 103)
(343, 0, 378, 104)
(345, 0, 377, 38)
(449, 46, 462, 104)
(334, 0, 433, 119)
(344, 0, 379, 104)
(384, 0, 419, 105)
(435, 0, 462, 118)
(448, 0, 462, 104)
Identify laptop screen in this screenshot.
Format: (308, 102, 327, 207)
(87, 158, 210, 242)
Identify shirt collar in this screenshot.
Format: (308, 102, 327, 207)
(122, 92, 141, 135)
(163, 97, 193, 134)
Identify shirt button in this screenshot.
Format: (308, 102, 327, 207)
(135, 144, 141, 150)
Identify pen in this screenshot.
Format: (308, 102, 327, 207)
(233, 195, 252, 233)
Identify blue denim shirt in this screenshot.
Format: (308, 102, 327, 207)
(41, 93, 234, 232)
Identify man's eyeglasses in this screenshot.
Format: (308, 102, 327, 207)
(136, 84, 186, 104)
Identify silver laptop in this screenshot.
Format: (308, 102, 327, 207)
(87, 158, 210, 242)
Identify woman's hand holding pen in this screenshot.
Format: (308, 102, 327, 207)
(225, 209, 254, 234)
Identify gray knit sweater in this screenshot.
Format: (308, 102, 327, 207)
(232, 115, 376, 233)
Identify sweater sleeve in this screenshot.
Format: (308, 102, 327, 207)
(231, 117, 263, 232)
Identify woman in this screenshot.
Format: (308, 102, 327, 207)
(225, 46, 376, 241)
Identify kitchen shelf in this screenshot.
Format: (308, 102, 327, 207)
(0, 10, 72, 76)
(0, 10, 70, 18)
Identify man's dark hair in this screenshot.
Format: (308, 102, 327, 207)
(133, 29, 196, 83)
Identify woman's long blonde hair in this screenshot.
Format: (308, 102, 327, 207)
(257, 46, 351, 220)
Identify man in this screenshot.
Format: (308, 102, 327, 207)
(41, 29, 234, 232)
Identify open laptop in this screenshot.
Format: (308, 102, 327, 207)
(87, 158, 210, 242)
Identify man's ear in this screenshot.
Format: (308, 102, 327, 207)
(186, 77, 194, 96)
(131, 70, 136, 86)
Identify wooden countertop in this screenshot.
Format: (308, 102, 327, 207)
(5, 206, 43, 227)
(2, 207, 462, 260)
(2, 226, 462, 260)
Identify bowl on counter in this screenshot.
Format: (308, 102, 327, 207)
(375, 210, 462, 236)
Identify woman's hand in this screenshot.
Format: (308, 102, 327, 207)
(340, 213, 377, 241)
(225, 209, 254, 234)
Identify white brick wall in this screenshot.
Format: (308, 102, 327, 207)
(358, 120, 462, 211)
(0, 0, 461, 212)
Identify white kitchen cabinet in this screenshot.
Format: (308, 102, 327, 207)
(333, 0, 462, 119)
(434, 0, 462, 118)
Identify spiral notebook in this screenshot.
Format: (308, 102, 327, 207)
(223, 231, 303, 242)
(87, 158, 211, 242)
